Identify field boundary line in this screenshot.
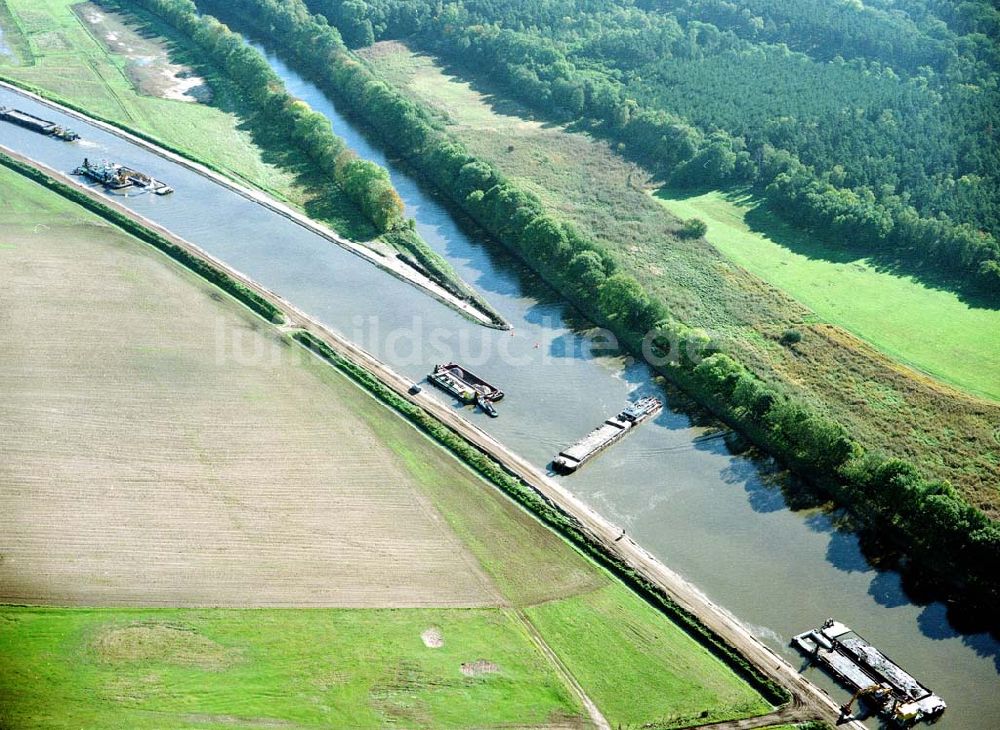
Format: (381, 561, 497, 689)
(508, 608, 609, 730)
(0, 146, 863, 730)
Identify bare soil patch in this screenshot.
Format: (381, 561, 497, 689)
(93, 622, 238, 669)
(460, 659, 499, 677)
(420, 627, 443, 648)
(74, 2, 212, 103)
(181, 715, 301, 728)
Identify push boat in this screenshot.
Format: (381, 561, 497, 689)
(475, 394, 498, 418)
(553, 396, 662, 474)
(792, 619, 946, 726)
(0, 106, 79, 141)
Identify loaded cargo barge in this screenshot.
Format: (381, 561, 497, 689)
(0, 106, 79, 140)
(793, 619, 945, 726)
(427, 362, 503, 416)
(553, 396, 662, 474)
(74, 157, 173, 194)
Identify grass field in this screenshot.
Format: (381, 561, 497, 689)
(360, 42, 1000, 511)
(0, 608, 581, 729)
(655, 189, 1000, 401)
(0, 164, 771, 727)
(526, 585, 769, 727)
(0, 0, 373, 236)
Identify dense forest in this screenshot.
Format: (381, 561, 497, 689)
(305, 0, 1000, 294)
(150, 0, 1000, 621)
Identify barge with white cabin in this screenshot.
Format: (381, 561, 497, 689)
(553, 396, 662, 474)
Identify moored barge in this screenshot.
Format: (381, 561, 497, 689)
(427, 362, 504, 408)
(74, 158, 173, 194)
(792, 619, 946, 726)
(553, 396, 662, 474)
(0, 106, 79, 140)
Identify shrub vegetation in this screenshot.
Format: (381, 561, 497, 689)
(199, 0, 1000, 622)
(302, 0, 1000, 295)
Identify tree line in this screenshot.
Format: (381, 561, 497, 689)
(128, 0, 405, 235)
(303, 0, 1000, 294)
(293, 329, 789, 706)
(189, 0, 999, 620)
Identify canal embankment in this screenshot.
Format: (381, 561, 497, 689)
(0, 78, 507, 329)
(0, 141, 865, 730)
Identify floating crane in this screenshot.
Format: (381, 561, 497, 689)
(74, 158, 173, 194)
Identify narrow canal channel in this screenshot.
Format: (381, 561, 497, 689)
(1, 49, 997, 727)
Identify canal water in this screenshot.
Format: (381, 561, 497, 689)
(2, 56, 997, 728)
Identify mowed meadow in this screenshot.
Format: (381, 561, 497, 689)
(655, 189, 1000, 402)
(0, 0, 376, 239)
(359, 42, 1000, 511)
(0, 166, 771, 727)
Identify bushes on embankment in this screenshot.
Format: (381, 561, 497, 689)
(304, 0, 1000, 295)
(127, 0, 405, 234)
(0, 152, 283, 324)
(292, 330, 790, 706)
(200, 0, 1000, 620)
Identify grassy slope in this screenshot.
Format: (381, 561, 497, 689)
(527, 585, 769, 727)
(0, 0, 373, 236)
(359, 42, 1000, 511)
(0, 0, 497, 314)
(0, 164, 769, 727)
(656, 189, 1000, 401)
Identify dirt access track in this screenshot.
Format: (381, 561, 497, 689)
(1, 133, 864, 728)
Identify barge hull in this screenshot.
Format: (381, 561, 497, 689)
(792, 620, 945, 726)
(1, 107, 78, 140)
(554, 397, 661, 473)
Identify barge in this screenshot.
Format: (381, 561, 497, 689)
(427, 362, 503, 407)
(74, 158, 173, 194)
(792, 619, 946, 726)
(0, 106, 79, 140)
(553, 396, 662, 474)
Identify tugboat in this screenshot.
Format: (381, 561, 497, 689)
(553, 396, 662, 473)
(427, 362, 503, 414)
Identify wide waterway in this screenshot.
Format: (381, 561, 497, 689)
(1, 59, 997, 727)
